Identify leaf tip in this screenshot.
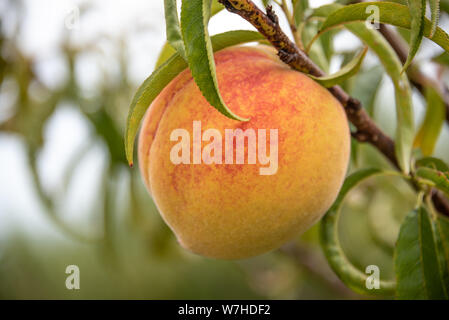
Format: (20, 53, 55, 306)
(238, 116, 251, 122)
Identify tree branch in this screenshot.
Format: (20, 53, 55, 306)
(218, 0, 449, 217)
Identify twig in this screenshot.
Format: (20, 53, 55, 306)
(217, 0, 449, 217)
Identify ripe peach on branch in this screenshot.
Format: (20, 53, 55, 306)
(137, 46, 350, 259)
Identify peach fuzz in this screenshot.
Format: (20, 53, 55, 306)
(138, 46, 350, 259)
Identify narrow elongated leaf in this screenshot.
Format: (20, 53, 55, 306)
(125, 55, 185, 167)
(164, 0, 186, 60)
(414, 86, 446, 156)
(349, 65, 384, 116)
(309, 3, 414, 172)
(294, 0, 309, 26)
(309, 47, 367, 87)
(403, 0, 426, 72)
(310, 3, 342, 18)
(415, 167, 449, 195)
(124, 30, 263, 166)
(432, 51, 449, 66)
(87, 109, 126, 164)
(317, 2, 449, 53)
(441, 0, 449, 15)
(156, 2, 224, 68)
(435, 215, 449, 295)
(430, 0, 441, 38)
(211, 0, 225, 17)
(416, 156, 449, 172)
(438, 216, 449, 262)
(320, 30, 335, 62)
(395, 208, 448, 299)
(350, 137, 360, 166)
(302, 21, 330, 72)
(155, 42, 176, 68)
(180, 0, 248, 122)
(347, 25, 414, 174)
(321, 168, 396, 296)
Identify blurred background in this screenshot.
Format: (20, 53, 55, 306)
(0, 0, 448, 299)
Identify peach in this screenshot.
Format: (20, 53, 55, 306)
(138, 46, 350, 259)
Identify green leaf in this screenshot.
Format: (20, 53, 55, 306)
(416, 156, 449, 172)
(320, 168, 397, 296)
(309, 3, 342, 18)
(435, 215, 449, 295)
(156, 1, 224, 68)
(155, 42, 176, 69)
(305, 3, 344, 63)
(164, 0, 186, 60)
(441, 0, 449, 15)
(320, 29, 335, 62)
(395, 207, 448, 299)
(293, 0, 309, 26)
(349, 65, 384, 116)
(437, 215, 449, 291)
(211, 0, 225, 17)
(86, 109, 126, 164)
(124, 30, 263, 166)
(432, 51, 449, 66)
(317, 2, 449, 53)
(414, 86, 446, 156)
(262, 0, 271, 7)
(438, 216, 449, 260)
(415, 167, 449, 195)
(309, 47, 367, 87)
(125, 55, 185, 167)
(429, 0, 441, 38)
(302, 21, 330, 72)
(347, 25, 414, 174)
(180, 0, 248, 122)
(403, 0, 426, 72)
(350, 137, 360, 166)
(309, 3, 415, 173)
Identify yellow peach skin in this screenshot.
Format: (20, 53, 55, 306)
(138, 46, 350, 259)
